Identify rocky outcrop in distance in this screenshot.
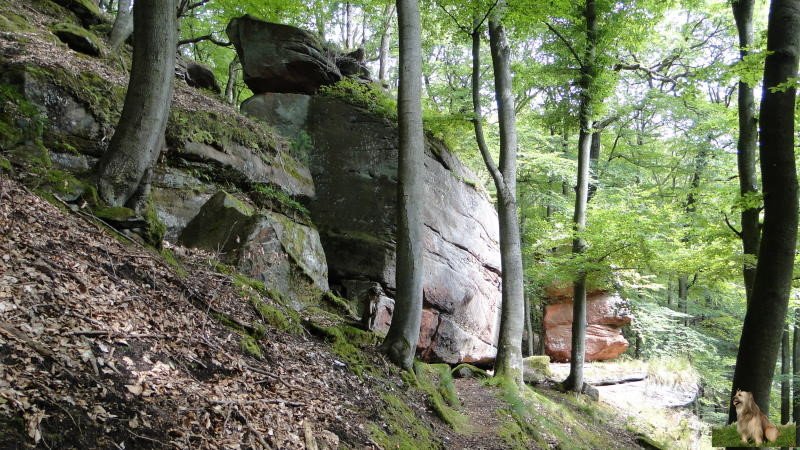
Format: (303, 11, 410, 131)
(543, 288, 632, 362)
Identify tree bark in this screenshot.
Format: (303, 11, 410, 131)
(782, 323, 790, 424)
(678, 275, 689, 326)
(379, 0, 424, 370)
(94, 0, 177, 208)
(225, 55, 240, 106)
(564, 0, 596, 394)
(732, 0, 761, 305)
(469, 3, 525, 385)
(793, 310, 799, 436)
(729, 0, 800, 421)
(109, 0, 133, 52)
(378, 3, 396, 84)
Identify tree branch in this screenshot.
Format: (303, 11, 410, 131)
(178, 34, 231, 47)
(544, 21, 582, 67)
(723, 213, 744, 239)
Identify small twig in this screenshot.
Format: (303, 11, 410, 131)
(64, 330, 171, 339)
(723, 213, 743, 239)
(211, 398, 306, 408)
(245, 364, 314, 396)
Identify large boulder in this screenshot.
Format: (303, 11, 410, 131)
(178, 191, 329, 305)
(544, 292, 632, 362)
(176, 58, 221, 93)
(243, 93, 503, 364)
(226, 16, 342, 94)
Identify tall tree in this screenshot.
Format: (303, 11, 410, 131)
(564, 0, 597, 393)
(108, 0, 133, 52)
(794, 310, 800, 433)
(94, 0, 177, 208)
(379, 0, 425, 370)
(782, 323, 790, 424)
(731, 0, 761, 303)
(729, 0, 800, 419)
(469, 0, 526, 384)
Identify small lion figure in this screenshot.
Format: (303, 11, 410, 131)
(733, 389, 779, 445)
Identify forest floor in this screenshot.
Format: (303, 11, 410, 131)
(0, 172, 659, 449)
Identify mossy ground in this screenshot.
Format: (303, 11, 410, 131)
(711, 423, 795, 448)
(413, 362, 468, 432)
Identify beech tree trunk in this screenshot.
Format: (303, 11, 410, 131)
(469, 2, 525, 385)
(378, 3, 396, 83)
(729, 0, 800, 421)
(782, 323, 790, 424)
(109, 0, 133, 52)
(793, 310, 799, 432)
(564, 0, 596, 393)
(379, 0, 424, 370)
(225, 55, 240, 106)
(94, 0, 177, 208)
(732, 0, 761, 304)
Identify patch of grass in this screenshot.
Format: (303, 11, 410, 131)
(484, 377, 624, 450)
(305, 322, 379, 377)
(320, 291, 356, 318)
(711, 423, 795, 448)
(368, 393, 441, 450)
(413, 361, 468, 432)
(251, 297, 302, 334)
(451, 363, 489, 379)
(249, 183, 310, 220)
(318, 78, 397, 120)
(160, 248, 187, 278)
(240, 334, 262, 358)
(646, 357, 699, 389)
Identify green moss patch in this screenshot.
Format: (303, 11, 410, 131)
(320, 291, 357, 318)
(249, 183, 310, 221)
(166, 109, 280, 155)
(318, 78, 397, 120)
(368, 393, 441, 450)
(0, 11, 36, 32)
(305, 322, 379, 377)
(451, 363, 489, 379)
(413, 362, 468, 432)
(0, 83, 46, 150)
(51, 22, 102, 56)
(711, 423, 795, 448)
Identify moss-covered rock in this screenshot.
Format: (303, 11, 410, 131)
(368, 393, 441, 450)
(522, 355, 552, 385)
(413, 362, 468, 432)
(51, 22, 102, 57)
(51, 0, 103, 26)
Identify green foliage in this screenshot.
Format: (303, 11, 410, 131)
(318, 78, 397, 119)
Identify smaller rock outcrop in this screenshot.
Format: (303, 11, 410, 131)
(226, 16, 370, 95)
(226, 16, 341, 94)
(178, 191, 328, 305)
(544, 291, 632, 362)
(51, 22, 101, 56)
(176, 58, 221, 93)
(51, 0, 104, 26)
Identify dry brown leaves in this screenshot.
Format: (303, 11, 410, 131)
(0, 176, 386, 449)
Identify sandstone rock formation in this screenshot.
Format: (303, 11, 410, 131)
(242, 92, 503, 364)
(226, 16, 370, 95)
(177, 58, 221, 93)
(179, 191, 328, 306)
(544, 291, 632, 362)
(226, 16, 341, 94)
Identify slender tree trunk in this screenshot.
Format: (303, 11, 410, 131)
(378, 4, 396, 84)
(94, 0, 177, 208)
(729, 0, 800, 421)
(469, 4, 525, 385)
(782, 323, 790, 424)
(587, 126, 600, 202)
(379, 0, 424, 370)
(564, 0, 596, 393)
(678, 275, 689, 326)
(225, 55, 240, 106)
(109, 0, 133, 52)
(793, 310, 799, 436)
(732, 0, 761, 304)
(345, 2, 352, 49)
